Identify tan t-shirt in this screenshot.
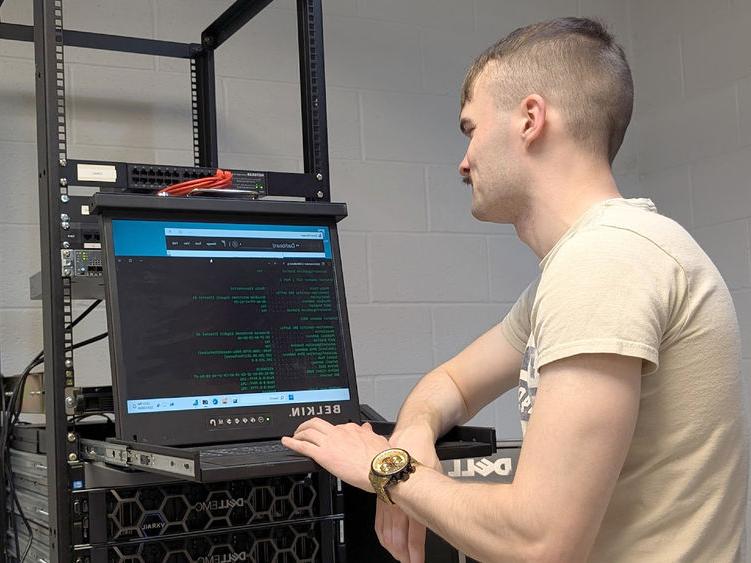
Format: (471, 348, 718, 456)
(501, 198, 748, 562)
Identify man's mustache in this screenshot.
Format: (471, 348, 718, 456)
(462, 176, 472, 186)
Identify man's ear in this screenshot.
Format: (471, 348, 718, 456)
(519, 94, 546, 149)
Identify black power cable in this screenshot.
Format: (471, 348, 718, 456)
(0, 382, 24, 562)
(2, 299, 105, 562)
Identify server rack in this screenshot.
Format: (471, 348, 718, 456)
(0, 1, 333, 561)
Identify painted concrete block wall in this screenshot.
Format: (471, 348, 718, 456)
(0, 0, 635, 440)
(628, 0, 751, 549)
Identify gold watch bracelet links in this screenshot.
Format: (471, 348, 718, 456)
(369, 447, 423, 505)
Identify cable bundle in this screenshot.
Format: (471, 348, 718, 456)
(157, 169, 233, 197)
(1, 300, 107, 562)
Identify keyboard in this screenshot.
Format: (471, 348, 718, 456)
(200, 441, 290, 458)
(198, 440, 305, 467)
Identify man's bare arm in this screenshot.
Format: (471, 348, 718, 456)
(374, 325, 524, 563)
(389, 353, 642, 562)
(390, 323, 524, 445)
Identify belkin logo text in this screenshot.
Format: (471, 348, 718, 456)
(289, 404, 341, 417)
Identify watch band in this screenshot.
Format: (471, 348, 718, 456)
(369, 472, 394, 504)
(370, 458, 421, 504)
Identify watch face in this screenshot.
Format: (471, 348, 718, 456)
(372, 448, 410, 476)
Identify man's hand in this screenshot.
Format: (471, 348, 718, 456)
(282, 418, 390, 492)
(376, 503, 426, 563)
(374, 426, 441, 563)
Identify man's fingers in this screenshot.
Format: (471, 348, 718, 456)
(377, 502, 405, 562)
(389, 506, 411, 562)
(380, 502, 395, 557)
(291, 427, 327, 446)
(280, 435, 318, 458)
(378, 501, 398, 560)
(375, 502, 427, 563)
(407, 519, 427, 563)
(374, 499, 385, 545)
(294, 417, 334, 434)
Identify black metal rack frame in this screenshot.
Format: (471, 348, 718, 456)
(0, 1, 331, 560)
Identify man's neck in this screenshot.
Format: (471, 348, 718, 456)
(514, 162, 621, 259)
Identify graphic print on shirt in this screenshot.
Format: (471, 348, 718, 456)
(518, 337, 539, 435)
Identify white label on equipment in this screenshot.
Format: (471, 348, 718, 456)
(77, 164, 117, 183)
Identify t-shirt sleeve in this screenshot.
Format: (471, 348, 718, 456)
(500, 279, 539, 354)
(532, 227, 687, 376)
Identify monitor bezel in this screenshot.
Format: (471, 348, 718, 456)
(98, 200, 361, 446)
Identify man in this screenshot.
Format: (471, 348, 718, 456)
(282, 17, 749, 562)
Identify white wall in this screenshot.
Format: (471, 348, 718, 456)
(0, 0, 635, 442)
(1, 0, 747, 551)
(628, 0, 751, 551)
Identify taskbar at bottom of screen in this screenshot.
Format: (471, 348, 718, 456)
(126, 387, 351, 414)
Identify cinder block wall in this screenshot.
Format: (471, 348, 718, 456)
(628, 0, 751, 547)
(1, 0, 632, 440)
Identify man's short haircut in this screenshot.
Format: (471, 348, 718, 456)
(461, 17, 633, 164)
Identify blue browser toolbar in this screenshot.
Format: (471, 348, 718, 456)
(127, 387, 350, 414)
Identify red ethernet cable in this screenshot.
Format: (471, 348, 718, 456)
(157, 169, 233, 197)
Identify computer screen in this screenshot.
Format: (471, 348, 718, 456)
(110, 218, 352, 418)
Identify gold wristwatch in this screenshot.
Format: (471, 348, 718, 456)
(369, 448, 421, 504)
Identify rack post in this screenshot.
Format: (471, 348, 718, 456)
(33, 0, 76, 560)
(192, 48, 219, 168)
(297, 0, 330, 200)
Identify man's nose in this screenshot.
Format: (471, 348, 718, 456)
(459, 154, 470, 178)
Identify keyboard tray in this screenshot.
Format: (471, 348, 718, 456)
(79, 406, 497, 483)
